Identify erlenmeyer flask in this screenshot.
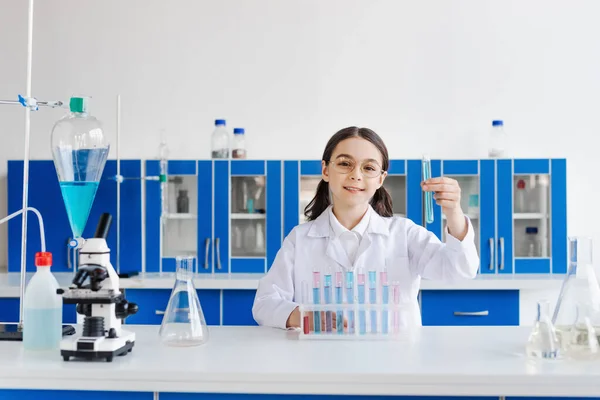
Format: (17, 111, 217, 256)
(526, 300, 561, 360)
(565, 303, 599, 360)
(159, 256, 209, 346)
(552, 237, 600, 349)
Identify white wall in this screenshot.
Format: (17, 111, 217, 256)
(0, 0, 598, 270)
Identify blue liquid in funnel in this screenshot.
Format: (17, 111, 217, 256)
(59, 181, 99, 238)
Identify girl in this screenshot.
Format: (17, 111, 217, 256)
(252, 127, 479, 329)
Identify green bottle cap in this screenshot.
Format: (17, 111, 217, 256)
(69, 97, 88, 113)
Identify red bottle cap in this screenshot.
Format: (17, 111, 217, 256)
(517, 179, 526, 189)
(35, 252, 52, 267)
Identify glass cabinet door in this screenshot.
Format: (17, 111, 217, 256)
(383, 160, 407, 218)
(509, 159, 553, 274)
(231, 175, 266, 258)
(162, 174, 198, 261)
(229, 160, 282, 273)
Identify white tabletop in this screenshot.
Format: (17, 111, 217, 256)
(0, 325, 598, 396)
(0, 272, 565, 297)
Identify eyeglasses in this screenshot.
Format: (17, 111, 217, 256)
(327, 156, 385, 178)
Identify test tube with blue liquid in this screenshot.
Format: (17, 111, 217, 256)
(423, 155, 434, 224)
(381, 270, 389, 334)
(346, 271, 355, 334)
(324, 273, 333, 333)
(369, 270, 377, 333)
(357, 268, 366, 335)
(335, 272, 344, 334)
(312, 271, 321, 334)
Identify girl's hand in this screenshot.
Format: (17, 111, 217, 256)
(421, 177, 468, 240)
(287, 307, 347, 331)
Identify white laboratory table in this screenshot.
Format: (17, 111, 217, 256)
(0, 325, 599, 398)
(0, 272, 565, 297)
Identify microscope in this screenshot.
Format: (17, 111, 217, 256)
(58, 213, 139, 362)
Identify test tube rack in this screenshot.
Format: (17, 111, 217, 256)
(298, 269, 416, 340)
(298, 303, 415, 340)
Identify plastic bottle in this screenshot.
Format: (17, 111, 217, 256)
(211, 119, 229, 159)
(488, 120, 507, 158)
(176, 189, 189, 214)
(232, 128, 247, 159)
(515, 179, 527, 213)
(23, 252, 62, 351)
(524, 227, 540, 257)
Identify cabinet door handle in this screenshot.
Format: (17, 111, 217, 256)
(488, 238, 494, 270)
(155, 310, 165, 315)
(499, 237, 505, 270)
(204, 238, 211, 269)
(215, 237, 222, 270)
(453, 311, 489, 316)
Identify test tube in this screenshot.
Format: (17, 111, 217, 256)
(324, 274, 333, 333)
(381, 270, 389, 334)
(357, 268, 366, 335)
(369, 270, 377, 334)
(392, 281, 400, 334)
(313, 271, 321, 334)
(346, 271, 355, 334)
(301, 280, 309, 335)
(422, 155, 434, 224)
(335, 272, 344, 334)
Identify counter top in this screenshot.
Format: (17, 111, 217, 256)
(0, 272, 565, 297)
(0, 325, 599, 396)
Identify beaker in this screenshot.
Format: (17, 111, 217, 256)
(552, 236, 600, 349)
(159, 256, 209, 347)
(525, 300, 561, 360)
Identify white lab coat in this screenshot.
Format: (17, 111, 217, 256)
(252, 205, 479, 329)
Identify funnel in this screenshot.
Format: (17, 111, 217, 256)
(51, 97, 109, 238)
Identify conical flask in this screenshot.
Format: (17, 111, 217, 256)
(51, 96, 109, 239)
(552, 237, 600, 349)
(159, 256, 209, 346)
(526, 300, 561, 359)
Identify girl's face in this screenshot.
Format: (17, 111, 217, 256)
(322, 137, 387, 210)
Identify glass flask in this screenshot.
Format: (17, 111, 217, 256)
(552, 237, 600, 350)
(564, 302, 599, 360)
(526, 300, 561, 360)
(159, 256, 209, 346)
(51, 96, 109, 239)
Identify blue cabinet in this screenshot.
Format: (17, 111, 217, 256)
(124, 289, 221, 326)
(436, 159, 566, 275)
(421, 290, 520, 326)
(145, 160, 282, 274)
(7, 160, 142, 273)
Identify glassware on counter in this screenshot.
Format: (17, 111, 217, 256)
(211, 119, 229, 159)
(159, 256, 209, 347)
(552, 237, 600, 351)
(526, 299, 561, 360)
(564, 302, 599, 360)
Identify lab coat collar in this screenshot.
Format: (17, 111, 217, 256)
(307, 204, 389, 238)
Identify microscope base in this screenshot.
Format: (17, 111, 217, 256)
(60, 330, 136, 362)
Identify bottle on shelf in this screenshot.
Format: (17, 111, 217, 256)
(515, 179, 527, 213)
(176, 189, 189, 214)
(232, 128, 246, 159)
(524, 227, 541, 257)
(211, 119, 229, 159)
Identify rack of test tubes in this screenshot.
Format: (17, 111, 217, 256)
(298, 268, 415, 340)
